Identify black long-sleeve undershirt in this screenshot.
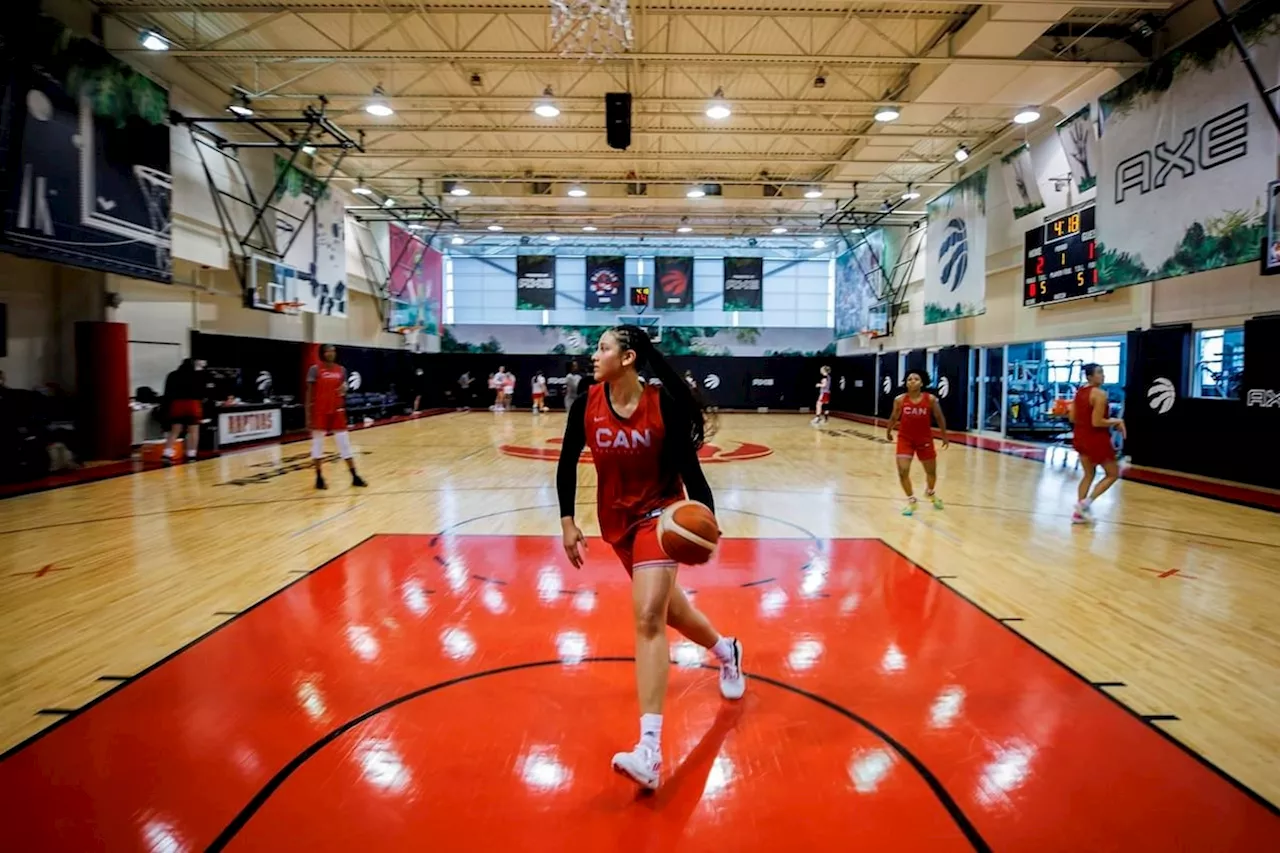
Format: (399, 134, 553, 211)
(556, 388, 713, 520)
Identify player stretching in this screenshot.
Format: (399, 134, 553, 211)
(305, 344, 368, 491)
(886, 370, 948, 515)
(811, 364, 832, 426)
(1068, 362, 1125, 524)
(557, 325, 745, 791)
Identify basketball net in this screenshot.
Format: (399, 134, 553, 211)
(550, 0, 634, 59)
(134, 165, 172, 271)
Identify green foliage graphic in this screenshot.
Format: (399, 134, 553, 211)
(1097, 207, 1265, 288)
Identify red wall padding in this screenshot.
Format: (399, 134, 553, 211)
(75, 321, 131, 460)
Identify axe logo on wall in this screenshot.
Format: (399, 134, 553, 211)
(937, 376, 950, 398)
(1147, 377, 1176, 413)
(752, 378, 774, 386)
(1246, 389, 1280, 408)
(348, 371, 363, 391)
(704, 374, 721, 389)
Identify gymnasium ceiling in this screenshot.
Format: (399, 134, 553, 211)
(100, 0, 1174, 241)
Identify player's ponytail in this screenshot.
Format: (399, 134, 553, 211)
(612, 324, 715, 449)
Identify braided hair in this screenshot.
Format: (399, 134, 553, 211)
(610, 324, 715, 448)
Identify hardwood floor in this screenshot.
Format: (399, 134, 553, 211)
(1, 410, 1277, 808)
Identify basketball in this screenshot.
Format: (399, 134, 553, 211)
(657, 500, 720, 565)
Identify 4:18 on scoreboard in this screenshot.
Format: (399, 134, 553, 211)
(1023, 204, 1100, 307)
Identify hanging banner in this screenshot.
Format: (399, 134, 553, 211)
(387, 225, 441, 333)
(723, 257, 763, 311)
(585, 255, 625, 310)
(0, 15, 172, 282)
(653, 256, 694, 310)
(271, 156, 317, 281)
(1001, 144, 1045, 220)
(1097, 0, 1279, 290)
(516, 255, 556, 309)
(1056, 105, 1099, 194)
(923, 167, 988, 325)
(835, 228, 896, 339)
(311, 188, 346, 316)
(1266, 180, 1280, 276)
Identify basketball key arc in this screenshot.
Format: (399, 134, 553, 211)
(500, 438, 773, 463)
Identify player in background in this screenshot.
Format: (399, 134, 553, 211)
(161, 358, 207, 463)
(886, 370, 948, 515)
(490, 367, 508, 411)
(305, 344, 367, 490)
(531, 372, 548, 413)
(1067, 362, 1125, 524)
(557, 326, 744, 791)
(811, 365, 832, 426)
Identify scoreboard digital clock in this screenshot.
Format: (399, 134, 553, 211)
(630, 285, 651, 307)
(1023, 205, 1101, 307)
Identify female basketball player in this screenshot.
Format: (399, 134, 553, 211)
(885, 370, 948, 515)
(531, 372, 548, 413)
(162, 358, 205, 463)
(1068, 363, 1126, 524)
(811, 364, 832, 426)
(305, 344, 367, 490)
(556, 325, 745, 790)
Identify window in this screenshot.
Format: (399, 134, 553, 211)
(1043, 339, 1122, 385)
(1192, 328, 1244, 399)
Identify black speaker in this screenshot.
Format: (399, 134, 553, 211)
(606, 92, 631, 150)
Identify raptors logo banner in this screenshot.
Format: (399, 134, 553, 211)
(585, 255, 625, 310)
(653, 256, 693, 310)
(923, 167, 988, 325)
(1097, 0, 1279, 289)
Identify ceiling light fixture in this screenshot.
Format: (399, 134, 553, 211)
(365, 86, 394, 117)
(1013, 107, 1041, 125)
(567, 185, 587, 198)
(449, 184, 471, 197)
(686, 186, 706, 199)
(140, 30, 169, 51)
(227, 93, 253, 117)
(874, 106, 900, 122)
(902, 185, 921, 201)
(301, 143, 317, 155)
(582, 225, 598, 232)
(954, 144, 970, 162)
(545, 234, 561, 242)
(534, 86, 560, 118)
(771, 226, 788, 234)
(451, 236, 465, 245)
(705, 87, 731, 120)
(813, 238, 827, 249)
(677, 225, 693, 233)
(804, 187, 824, 199)
(487, 224, 504, 232)
(352, 181, 373, 196)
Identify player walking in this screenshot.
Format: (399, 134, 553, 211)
(811, 365, 832, 426)
(305, 344, 368, 490)
(1068, 363, 1125, 524)
(557, 325, 744, 791)
(886, 370, 948, 515)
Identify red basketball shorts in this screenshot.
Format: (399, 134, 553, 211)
(169, 399, 203, 425)
(611, 515, 676, 575)
(311, 409, 347, 433)
(896, 437, 937, 461)
(1073, 435, 1116, 464)
(818, 393, 830, 405)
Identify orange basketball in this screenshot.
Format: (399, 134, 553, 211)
(657, 500, 720, 565)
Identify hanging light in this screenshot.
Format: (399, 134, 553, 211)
(451, 235, 466, 245)
(382, 197, 395, 208)
(804, 187, 824, 199)
(545, 234, 561, 242)
(874, 106, 900, 122)
(449, 183, 471, 197)
(567, 185, 588, 198)
(534, 86, 560, 118)
(227, 92, 253, 117)
(686, 186, 706, 199)
(140, 30, 169, 51)
(582, 225, 598, 232)
(1013, 107, 1041, 125)
(813, 238, 827, 249)
(301, 143, 317, 155)
(705, 87, 731, 120)
(487, 224, 504, 232)
(771, 225, 788, 234)
(352, 180, 373, 196)
(901, 185, 921, 201)
(365, 86, 394, 117)
(954, 144, 970, 162)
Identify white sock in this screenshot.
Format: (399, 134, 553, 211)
(710, 636, 735, 664)
(640, 714, 662, 750)
(1081, 498, 1092, 509)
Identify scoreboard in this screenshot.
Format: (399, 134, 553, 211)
(630, 285, 651, 307)
(1023, 205, 1101, 306)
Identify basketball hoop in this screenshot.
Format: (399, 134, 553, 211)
(273, 300, 304, 315)
(394, 325, 423, 337)
(550, 0, 634, 59)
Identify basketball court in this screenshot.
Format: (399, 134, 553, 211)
(2, 413, 1278, 850)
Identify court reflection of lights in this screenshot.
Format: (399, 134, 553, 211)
(760, 587, 788, 617)
(672, 640, 705, 668)
(800, 556, 829, 598)
(848, 748, 896, 793)
(572, 589, 596, 612)
(356, 737, 411, 794)
(481, 585, 508, 614)
(296, 678, 328, 721)
(978, 740, 1036, 807)
(442, 559, 469, 593)
(840, 593, 861, 614)
(142, 818, 188, 853)
(787, 637, 823, 671)
(880, 643, 906, 673)
(401, 580, 430, 616)
(556, 630, 588, 664)
(702, 754, 735, 797)
(345, 625, 379, 661)
(537, 566, 564, 602)
(930, 685, 965, 728)
(440, 626, 477, 661)
(520, 747, 572, 792)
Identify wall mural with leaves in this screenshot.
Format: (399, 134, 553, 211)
(443, 324, 835, 356)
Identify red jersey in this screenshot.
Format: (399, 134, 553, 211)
(1072, 385, 1115, 461)
(308, 362, 347, 414)
(897, 392, 935, 444)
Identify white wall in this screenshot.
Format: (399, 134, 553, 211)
(839, 117, 1280, 356)
(0, 253, 104, 390)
